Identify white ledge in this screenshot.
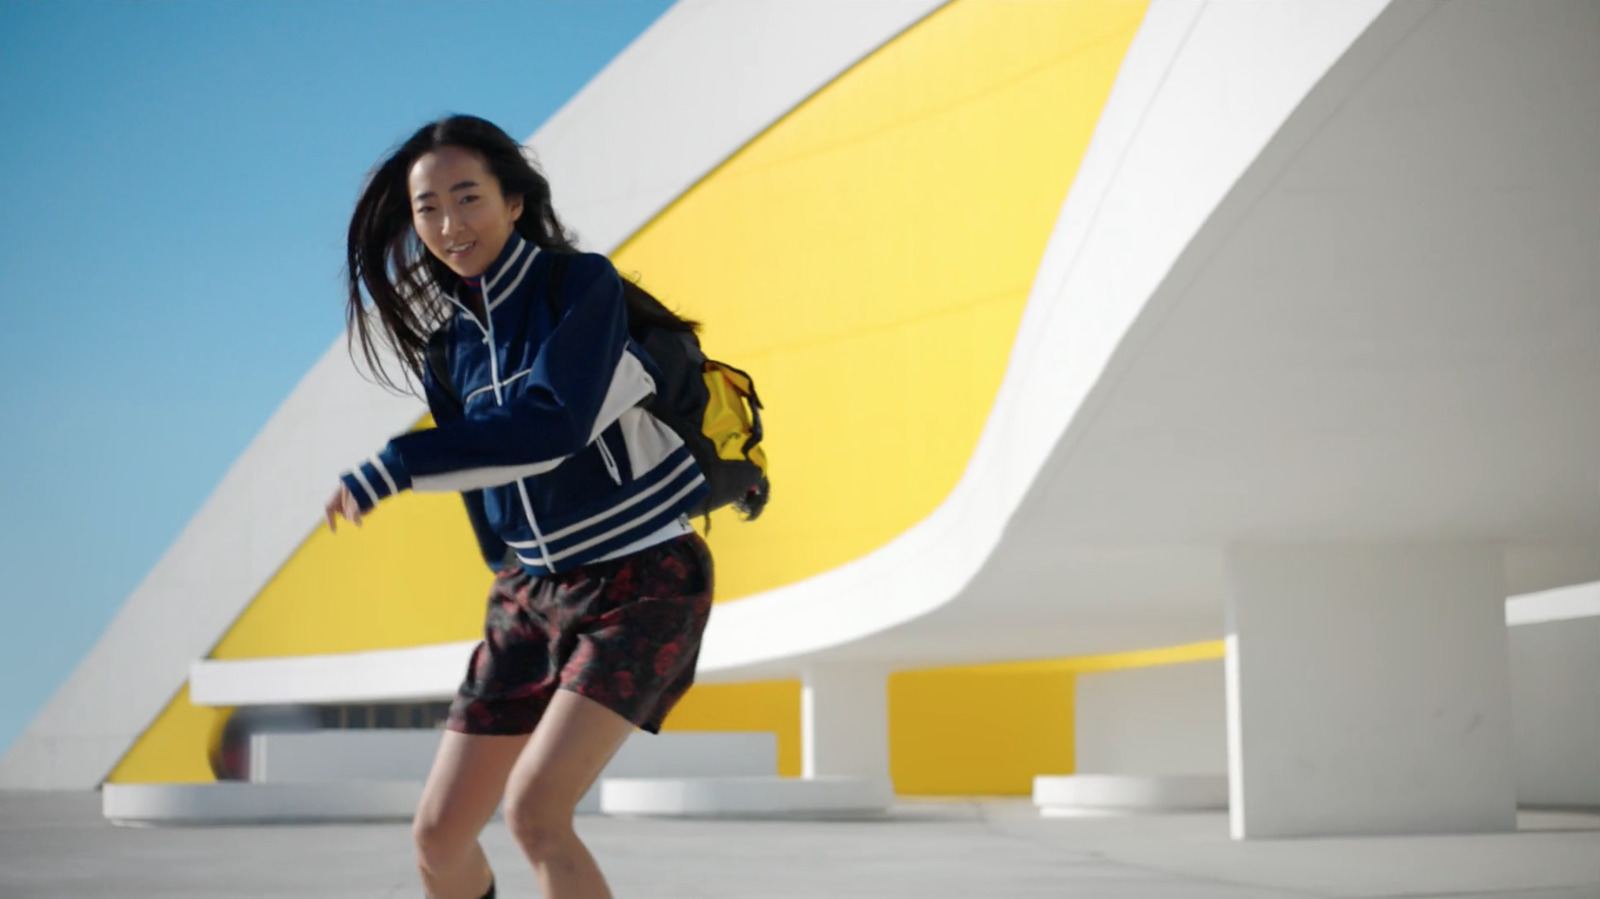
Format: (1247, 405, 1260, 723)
(102, 782, 422, 827)
(1505, 582, 1600, 627)
(189, 641, 477, 707)
(1033, 775, 1228, 817)
(187, 582, 1600, 708)
(600, 775, 893, 819)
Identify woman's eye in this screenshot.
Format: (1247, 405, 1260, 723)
(416, 205, 434, 214)
(461, 195, 478, 204)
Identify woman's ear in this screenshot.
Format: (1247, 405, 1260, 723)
(507, 194, 525, 222)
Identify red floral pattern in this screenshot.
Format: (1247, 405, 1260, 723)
(447, 534, 714, 736)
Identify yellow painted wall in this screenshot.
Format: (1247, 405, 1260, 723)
(106, 685, 230, 784)
(888, 641, 1225, 796)
(660, 680, 803, 777)
(658, 640, 1226, 797)
(110, 424, 502, 782)
(112, 0, 1151, 785)
(209, 490, 491, 661)
(650, 0, 1150, 795)
(614, 0, 1148, 603)
(890, 666, 1075, 796)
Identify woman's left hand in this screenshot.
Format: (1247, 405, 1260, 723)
(325, 484, 365, 532)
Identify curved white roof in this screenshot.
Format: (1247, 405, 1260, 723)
(16, 2, 1598, 788)
(188, 0, 1600, 706)
(695, 0, 1599, 678)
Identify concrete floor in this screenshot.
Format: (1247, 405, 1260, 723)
(1, 792, 1596, 899)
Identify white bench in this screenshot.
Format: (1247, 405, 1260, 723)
(103, 730, 778, 825)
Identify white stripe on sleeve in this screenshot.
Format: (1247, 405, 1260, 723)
(368, 455, 399, 496)
(348, 467, 378, 507)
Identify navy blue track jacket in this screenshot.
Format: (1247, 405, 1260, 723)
(339, 234, 709, 576)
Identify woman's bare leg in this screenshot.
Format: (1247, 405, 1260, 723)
(502, 690, 636, 899)
(414, 730, 531, 899)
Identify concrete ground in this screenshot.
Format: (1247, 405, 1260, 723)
(1, 792, 1596, 899)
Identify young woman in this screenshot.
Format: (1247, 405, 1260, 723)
(325, 114, 714, 899)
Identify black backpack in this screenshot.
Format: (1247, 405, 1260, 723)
(426, 253, 769, 521)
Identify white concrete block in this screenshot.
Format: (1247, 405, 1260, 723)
(1509, 617, 1600, 807)
(246, 729, 777, 786)
(102, 782, 422, 826)
(228, 729, 780, 818)
(249, 730, 443, 784)
(1225, 543, 1518, 839)
(606, 731, 777, 778)
(1033, 774, 1228, 817)
(802, 666, 889, 780)
(600, 775, 892, 819)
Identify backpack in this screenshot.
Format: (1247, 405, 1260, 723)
(425, 253, 770, 522)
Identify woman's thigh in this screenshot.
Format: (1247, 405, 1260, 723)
(416, 730, 531, 841)
(505, 689, 635, 818)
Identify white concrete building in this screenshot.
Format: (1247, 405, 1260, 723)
(5, 0, 1596, 843)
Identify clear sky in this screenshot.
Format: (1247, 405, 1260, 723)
(0, 0, 674, 761)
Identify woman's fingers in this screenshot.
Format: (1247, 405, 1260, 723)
(325, 485, 365, 531)
(342, 488, 364, 527)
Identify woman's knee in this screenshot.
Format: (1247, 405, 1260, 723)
(412, 812, 476, 871)
(502, 792, 576, 863)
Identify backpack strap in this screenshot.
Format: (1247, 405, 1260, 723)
(716, 359, 765, 457)
(544, 250, 570, 328)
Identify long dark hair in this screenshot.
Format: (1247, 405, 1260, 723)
(344, 114, 696, 392)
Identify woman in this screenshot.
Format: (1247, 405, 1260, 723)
(325, 114, 714, 899)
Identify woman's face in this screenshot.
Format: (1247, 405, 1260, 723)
(408, 145, 524, 279)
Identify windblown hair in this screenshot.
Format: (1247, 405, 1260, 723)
(344, 114, 695, 392)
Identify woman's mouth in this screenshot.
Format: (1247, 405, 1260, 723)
(446, 241, 476, 259)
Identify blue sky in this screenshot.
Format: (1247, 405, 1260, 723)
(0, 0, 673, 761)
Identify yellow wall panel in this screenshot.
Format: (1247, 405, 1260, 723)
(890, 667, 1075, 796)
(108, 485, 492, 780)
(106, 684, 228, 784)
(659, 641, 1222, 797)
(614, 0, 1147, 602)
(213, 483, 492, 660)
(887, 643, 1224, 795)
(660, 680, 802, 777)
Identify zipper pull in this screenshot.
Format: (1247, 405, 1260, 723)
(596, 438, 623, 486)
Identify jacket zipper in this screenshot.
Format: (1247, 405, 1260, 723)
(477, 266, 557, 573)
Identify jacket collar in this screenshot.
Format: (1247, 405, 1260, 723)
(448, 233, 542, 324)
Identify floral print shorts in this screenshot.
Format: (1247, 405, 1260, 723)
(447, 533, 714, 736)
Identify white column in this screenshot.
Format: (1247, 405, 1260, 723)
(1224, 543, 1517, 839)
(801, 665, 890, 781)
(1508, 613, 1600, 807)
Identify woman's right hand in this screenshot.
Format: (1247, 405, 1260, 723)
(325, 483, 364, 532)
